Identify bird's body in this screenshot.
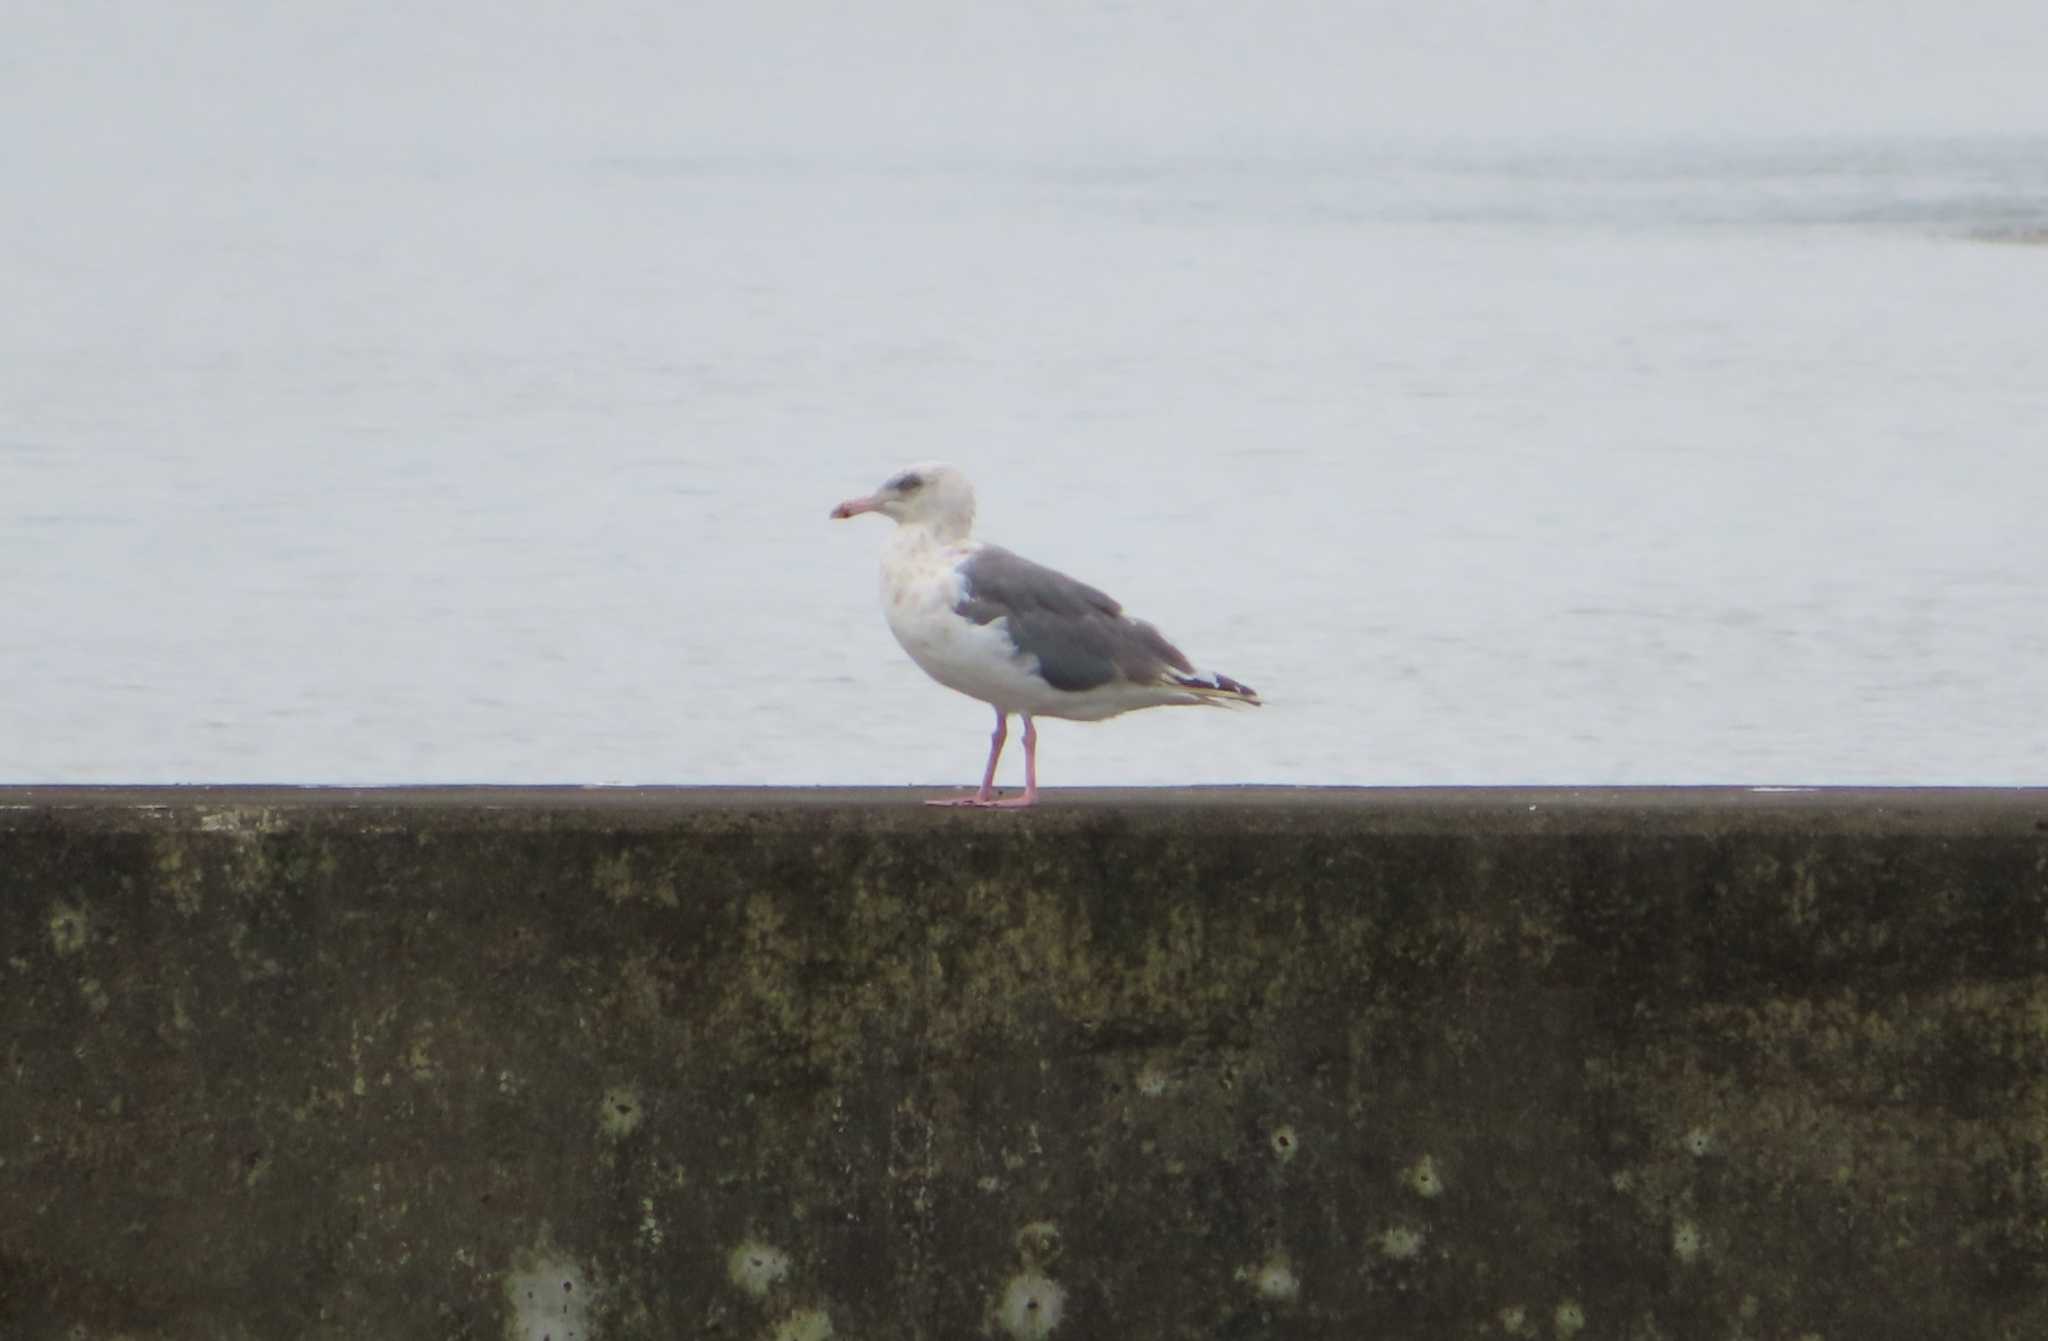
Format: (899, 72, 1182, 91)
(832, 462, 1257, 807)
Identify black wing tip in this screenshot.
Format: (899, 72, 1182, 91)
(1216, 673, 1260, 701)
(1175, 670, 1260, 702)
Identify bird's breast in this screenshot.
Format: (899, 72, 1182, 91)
(880, 561, 965, 656)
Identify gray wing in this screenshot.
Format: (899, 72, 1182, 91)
(955, 545, 1192, 693)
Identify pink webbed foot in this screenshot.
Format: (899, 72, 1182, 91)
(922, 790, 1038, 809)
(983, 793, 1038, 808)
(924, 789, 1039, 808)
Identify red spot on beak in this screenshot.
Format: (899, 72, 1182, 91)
(831, 495, 879, 519)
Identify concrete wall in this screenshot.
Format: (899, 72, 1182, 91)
(4, 787, 2047, 1341)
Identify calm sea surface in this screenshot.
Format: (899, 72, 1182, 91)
(5, 139, 2045, 785)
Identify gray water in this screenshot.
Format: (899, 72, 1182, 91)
(6, 129, 2047, 785)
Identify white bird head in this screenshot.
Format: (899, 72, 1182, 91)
(830, 462, 976, 540)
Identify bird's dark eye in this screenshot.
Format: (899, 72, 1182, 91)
(890, 472, 924, 493)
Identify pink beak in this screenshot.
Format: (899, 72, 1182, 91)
(830, 494, 881, 519)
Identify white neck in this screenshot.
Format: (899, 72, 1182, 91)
(896, 507, 972, 547)
(884, 519, 951, 568)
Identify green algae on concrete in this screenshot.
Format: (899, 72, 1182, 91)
(3, 787, 2048, 1340)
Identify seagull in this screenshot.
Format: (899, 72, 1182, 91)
(831, 462, 1259, 808)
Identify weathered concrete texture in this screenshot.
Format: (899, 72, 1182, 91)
(5, 787, 2048, 1340)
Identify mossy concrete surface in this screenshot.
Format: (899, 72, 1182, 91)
(4, 786, 2048, 1340)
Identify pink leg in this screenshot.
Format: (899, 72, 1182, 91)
(984, 714, 1039, 808)
(927, 709, 1009, 807)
